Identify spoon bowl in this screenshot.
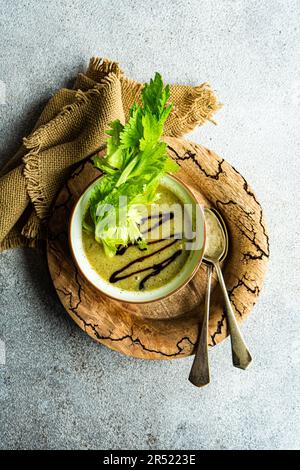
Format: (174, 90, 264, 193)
(203, 207, 228, 264)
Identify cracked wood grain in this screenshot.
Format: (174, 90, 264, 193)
(46, 137, 269, 359)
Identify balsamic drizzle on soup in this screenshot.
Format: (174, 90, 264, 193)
(110, 237, 182, 290)
(82, 186, 190, 292)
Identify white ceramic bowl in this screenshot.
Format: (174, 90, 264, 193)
(69, 175, 206, 303)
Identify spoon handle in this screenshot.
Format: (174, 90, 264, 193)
(214, 262, 252, 370)
(189, 264, 213, 387)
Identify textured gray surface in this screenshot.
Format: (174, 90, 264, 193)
(0, 0, 299, 450)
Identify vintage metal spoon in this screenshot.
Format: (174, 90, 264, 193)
(189, 208, 228, 387)
(204, 208, 252, 370)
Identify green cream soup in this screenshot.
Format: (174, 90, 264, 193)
(82, 186, 190, 292)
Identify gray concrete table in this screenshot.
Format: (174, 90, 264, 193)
(0, 0, 299, 450)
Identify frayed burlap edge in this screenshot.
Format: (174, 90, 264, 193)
(169, 83, 222, 137)
(87, 57, 123, 78)
(0, 230, 39, 252)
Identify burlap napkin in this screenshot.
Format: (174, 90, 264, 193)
(0, 57, 221, 252)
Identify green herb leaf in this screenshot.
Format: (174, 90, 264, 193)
(86, 72, 179, 256)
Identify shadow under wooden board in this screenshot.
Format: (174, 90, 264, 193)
(47, 137, 269, 359)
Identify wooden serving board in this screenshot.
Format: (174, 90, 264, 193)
(47, 137, 269, 359)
